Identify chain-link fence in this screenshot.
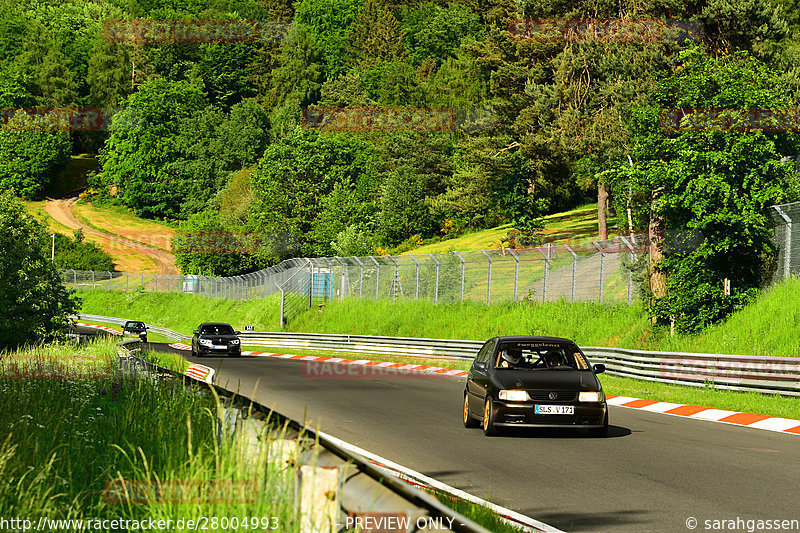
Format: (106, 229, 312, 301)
(769, 201, 800, 283)
(61, 235, 646, 326)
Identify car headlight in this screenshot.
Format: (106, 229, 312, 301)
(230, 339, 240, 345)
(499, 390, 528, 402)
(579, 391, 603, 402)
(199, 339, 213, 346)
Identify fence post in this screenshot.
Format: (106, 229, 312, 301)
(92, 270, 95, 290)
(453, 251, 465, 302)
(564, 245, 577, 302)
(307, 259, 314, 308)
(108, 271, 113, 291)
(428, 254, 440, 304)
(140, 273, 144, 288)
(407, 255, 420, 299)
(334, 257, 348, 298)
(507, 249, 519, 302)
(323, 258, 334, 301)
(368, 256, 380, 301)
(72, 269, 77, 289)
(773, 205, 792, 280)
(620, 236, 635, 304)
(537, 246, 549, 302)
(276, 282, 285, 328)
(480, 250, 492, 304)
(387, 255, 404, 302)
(353, 257, 364, 298)
(592, 241, 605, 302)
(125, 273, 129, 292)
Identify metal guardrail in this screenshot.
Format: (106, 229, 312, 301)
(116, 340, 497, 533)
(86, 314, 800, 396)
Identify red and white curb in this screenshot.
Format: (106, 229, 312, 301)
(247, 351, 469, 377)
(74, 322, 122, 335)
(606, 395, 800, 436)
(170, 342, 192, 351)
(318, 430, 563, 533)
(185, 363, 215, 384)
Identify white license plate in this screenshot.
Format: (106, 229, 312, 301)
(213, 345, 227, 350)
(535, 405, 574, 415)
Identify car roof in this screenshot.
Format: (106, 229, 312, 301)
(490, 335, 576, 344)
(199, 322, 233, 327)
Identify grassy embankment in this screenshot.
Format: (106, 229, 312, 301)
(0, 337, 300, 529)
(78, 282, 800, 419)
(0, 337, 528, 532)
(405, 203, 602, 254)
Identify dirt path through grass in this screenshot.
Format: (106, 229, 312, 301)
(45, 196, 178, 274)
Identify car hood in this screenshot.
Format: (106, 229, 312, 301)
(495, 370, 600, 391)
(199, 334, 238, 340)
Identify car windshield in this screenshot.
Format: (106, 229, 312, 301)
(493, 341, 590, 370)
(125, 321, 145, 329)
(200, 325, 235, 335)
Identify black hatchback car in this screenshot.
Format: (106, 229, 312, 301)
(463, 336, 608, 437)
(191, 322, 241, 357)
(122, 321, 148, 342)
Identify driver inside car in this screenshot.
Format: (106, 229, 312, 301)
(545, 350, 568, 368)
(498, 348, 522, 368)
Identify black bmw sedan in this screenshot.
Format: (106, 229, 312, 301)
(191, 322, 241, 357)
(463, 336, 608, 437)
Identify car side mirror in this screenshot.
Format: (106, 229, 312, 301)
(234, 331, 241, 335)
(593, 363, 606, 374)
(193, 330, 198, 335)
(473, 361, 487, 372)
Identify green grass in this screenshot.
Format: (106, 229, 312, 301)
(76, 278, 800, 356)
(0, 337, 301, 529)
(405, 203, 601, 254)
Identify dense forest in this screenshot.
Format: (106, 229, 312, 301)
(2, 0, 800, 330)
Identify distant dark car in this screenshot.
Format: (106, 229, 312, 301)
(122, 320, 148, 342)
(191, 322, 241, 357)
(463, 336, 608, 437)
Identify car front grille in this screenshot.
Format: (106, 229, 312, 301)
(528, 391, 578, 402)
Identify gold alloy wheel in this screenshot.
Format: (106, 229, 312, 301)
(483, 400, 490, 431)
(463, 395, 470, 423)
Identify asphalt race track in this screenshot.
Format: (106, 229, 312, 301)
(147, 342, 800, 533)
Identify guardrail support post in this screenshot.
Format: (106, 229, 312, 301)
(299, 465, 340, 533)
(620, 236, 635, 304)
(428, 254, 440, 303)
(480, 250, 491, 304)
(353, 257, 364, 298)
(507, 249, 519, 302)
(368, 256, 380, 301)
(592, 241, 605, 302)
(453, 251, 465, 302)
(407, 254, 420, 299)
(564, 245, 577, 302)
